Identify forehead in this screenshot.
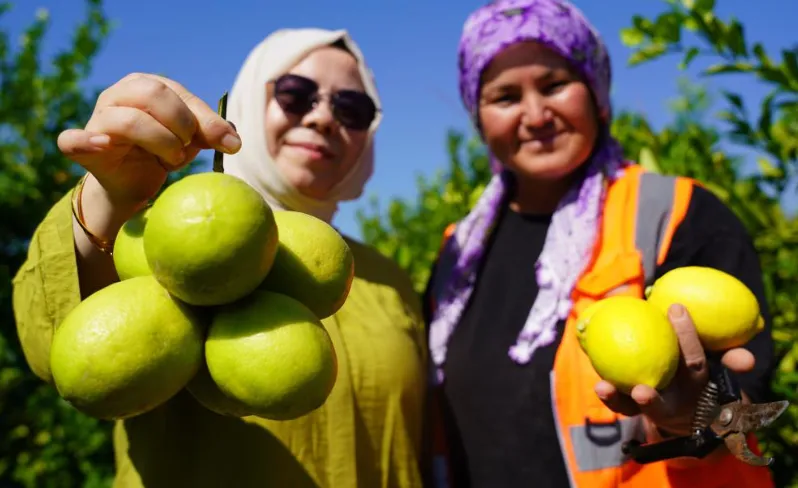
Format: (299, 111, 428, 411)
(288, 46, 365, 91)
(481, 41, 576, 85)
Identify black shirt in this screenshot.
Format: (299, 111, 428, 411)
(423, 185, 776, 488)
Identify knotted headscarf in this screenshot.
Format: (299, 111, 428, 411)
(428, 0, 630, 383)
(223, 28, 382, 223)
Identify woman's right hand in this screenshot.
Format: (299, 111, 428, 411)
(57, 72, 242, 207)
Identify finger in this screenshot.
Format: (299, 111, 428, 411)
(146, 74, 240, 153)
(97, 73, 198, 146)
(631, 384, 670, 417)
(181, 141, 204, 166)
(57, 128, 126, 169)
(58, 128, 112, 155)
(631, 384, 694, 435)
(669, 304, 707, 384)
(89, 105, 187, 167)
(595, 381, 641, 417)
(721, 348, 755, 373)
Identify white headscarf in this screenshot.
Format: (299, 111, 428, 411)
(223, 28, 383, 223)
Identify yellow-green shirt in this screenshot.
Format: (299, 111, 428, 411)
(12, 193, 427, 488)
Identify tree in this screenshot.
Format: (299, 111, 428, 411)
(1, 2, 198, 485)
(0, 2, 116, 486)
(619, 1, 797, 485)
(356, 1, 797, 486)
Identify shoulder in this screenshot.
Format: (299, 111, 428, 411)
(669, 183, 755, 259)
(342, 235, 423, 321)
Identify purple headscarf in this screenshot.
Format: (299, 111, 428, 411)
(428, 0, 630, 384)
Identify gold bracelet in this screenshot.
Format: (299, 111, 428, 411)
(71, 174, 116, 255)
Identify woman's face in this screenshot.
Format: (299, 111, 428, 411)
(478, 41, 600, 182)
(265, 45, 375, 199)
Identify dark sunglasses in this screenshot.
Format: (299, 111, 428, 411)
(270, 74, 379, 131)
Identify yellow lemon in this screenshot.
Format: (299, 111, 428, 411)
(646, 266, 764, 351)
(576, 295, 680, 394)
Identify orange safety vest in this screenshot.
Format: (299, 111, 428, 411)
(427, 165, 774, 488)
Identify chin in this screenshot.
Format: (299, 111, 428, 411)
(509, 155, 583, 181)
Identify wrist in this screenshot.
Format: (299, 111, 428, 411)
(76, 174, 148, 247)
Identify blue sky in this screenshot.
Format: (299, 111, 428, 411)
(9, 0, 796, 238)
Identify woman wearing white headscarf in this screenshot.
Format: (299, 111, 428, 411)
(13, 28, 426, 487)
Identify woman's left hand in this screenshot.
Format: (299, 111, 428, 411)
(594, 303, 756, 436)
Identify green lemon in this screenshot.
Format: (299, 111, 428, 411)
(259, 211, 354, 319)
(144, 172, 279, 306)
(205, 290, 338, 421)
(50, 276, 206, 420)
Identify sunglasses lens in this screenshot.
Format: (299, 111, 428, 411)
(333, 91, 377, 131)
(273, 75, 317, 114)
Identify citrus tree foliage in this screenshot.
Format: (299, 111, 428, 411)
(357, 1, 797, 485)
(619, 1, 797, 485)
(0, 2, 116, 486)
(1, 2, 196, 485)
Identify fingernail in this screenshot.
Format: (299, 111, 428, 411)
(669, 304, 685, 318)
(220, 133, 241, 153)
(89, 134, 111, 148)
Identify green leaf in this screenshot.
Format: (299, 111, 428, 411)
(703, 62, 754, 75)
(758, 157, 783, 178)
(753, 42, 772, 66)
(758, 66, 790, 86)
(782, 48, 798, 84)
(654, 12, 683, 43)
(758, 92, 776, 137)
(638, 146, 662, 173)
(693, 0, 716, 13)
(628, 43, 668, 66)
(620, 27, 645, 47)
(724, 19, 748, 57)
(679, 47, 700, 70)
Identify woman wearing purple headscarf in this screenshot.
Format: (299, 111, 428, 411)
(422, 1, 777, 487)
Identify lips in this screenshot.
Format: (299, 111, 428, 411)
(286, 142, 334, 158)
(527, 129, 561, 143)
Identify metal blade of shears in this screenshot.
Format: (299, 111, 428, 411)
(720, 400, 790, 433)
(713, 400, 789, 466)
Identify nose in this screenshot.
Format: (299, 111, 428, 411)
(302, 97, 336, 134)
(520, 92, 551, 128)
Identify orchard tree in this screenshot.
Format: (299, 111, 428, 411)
(0, 2, 116, 486)
(1, 1, 198, 485)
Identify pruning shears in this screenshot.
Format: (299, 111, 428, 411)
(622, 359, 789, 466)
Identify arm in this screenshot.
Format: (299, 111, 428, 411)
(73, 174, 148, 297)
(12, 193, 82, 384)
(13, 72, 240, 385)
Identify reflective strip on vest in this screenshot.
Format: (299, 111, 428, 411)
(571, 417, 647, 472)
(636, 172, 679, 286)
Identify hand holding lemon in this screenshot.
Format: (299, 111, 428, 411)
(576, 266, 765, 436)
